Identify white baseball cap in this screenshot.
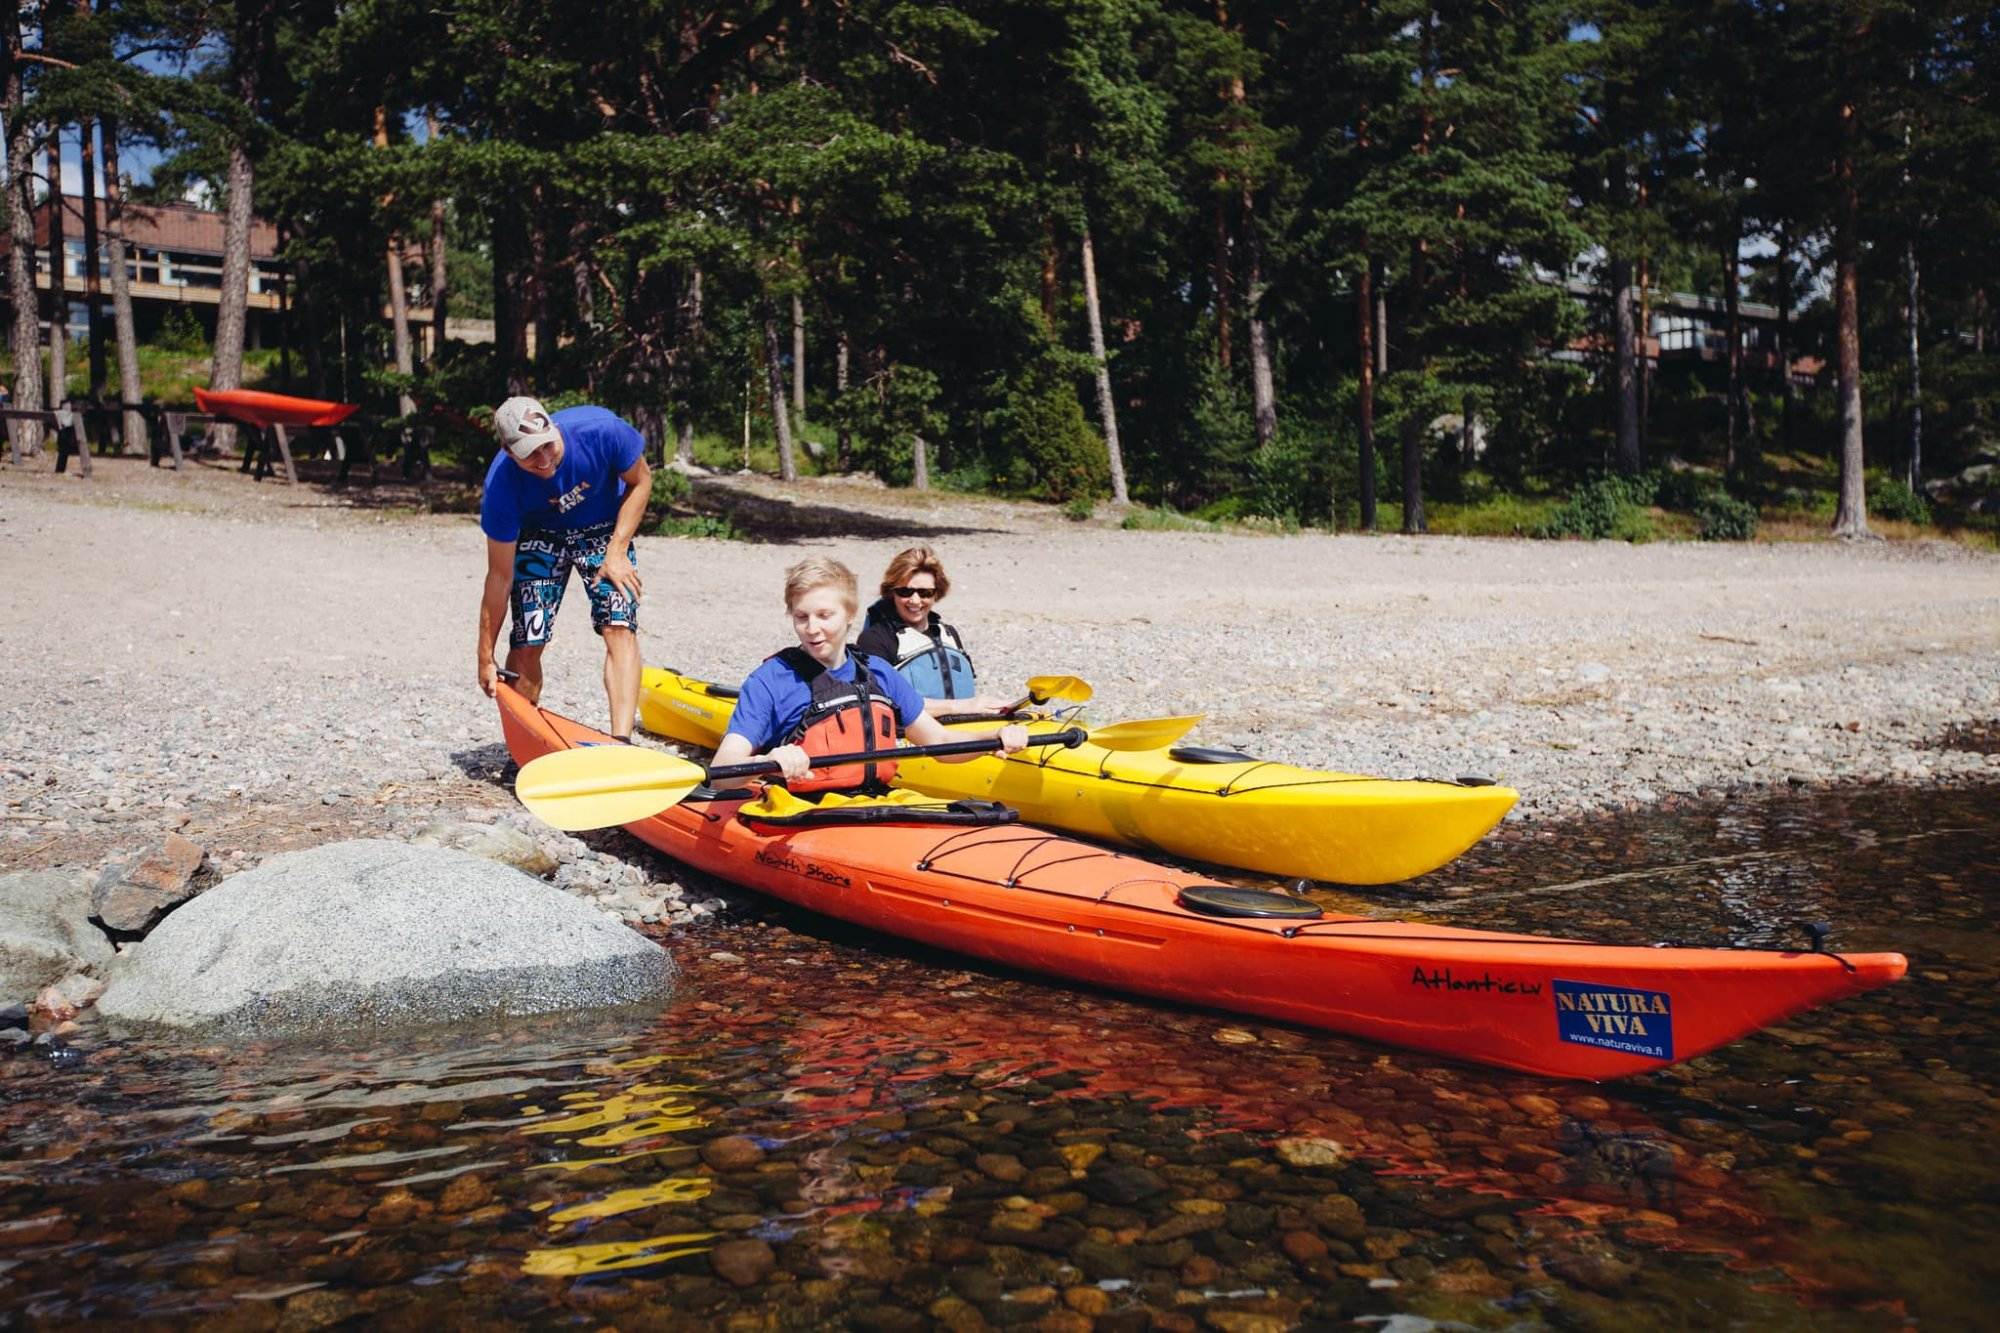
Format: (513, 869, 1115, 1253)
(494, 395, 561, 459)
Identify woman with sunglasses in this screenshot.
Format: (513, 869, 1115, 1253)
(853, 545, 1015, 717)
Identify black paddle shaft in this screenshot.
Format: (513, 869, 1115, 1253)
(704, 727, 1085, 783)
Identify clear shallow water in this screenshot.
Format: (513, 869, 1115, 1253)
(0, 783, 1993, 1330)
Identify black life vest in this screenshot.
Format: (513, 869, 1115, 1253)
(775, 648, 902, 794)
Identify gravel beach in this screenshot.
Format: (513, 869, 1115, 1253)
(4, 458, 1997, 900)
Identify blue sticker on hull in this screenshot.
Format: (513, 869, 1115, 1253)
(1552, 979, 1674, 1061)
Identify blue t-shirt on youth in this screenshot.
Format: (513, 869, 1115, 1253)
(725, 651, 926, 753)
(479, 406, 645, 542)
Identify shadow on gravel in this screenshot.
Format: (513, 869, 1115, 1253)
(1931, 720, 2000, 755)
(450, 742, 515, 787)
(692, 482, 1006, 543)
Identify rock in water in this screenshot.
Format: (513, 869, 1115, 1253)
(0, 870, 115, 1002)
(93, 832, 208, 934)
(96, 840, 675, 1033)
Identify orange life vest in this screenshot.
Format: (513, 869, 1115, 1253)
(775, 648, 902, 793)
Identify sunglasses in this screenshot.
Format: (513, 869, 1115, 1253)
(890, 586, 938, 599)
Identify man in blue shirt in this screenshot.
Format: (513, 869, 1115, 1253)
(476, 396, 653, 740)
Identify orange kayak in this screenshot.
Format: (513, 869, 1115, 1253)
(193, 387, 360, 429)
(499, 685, 1907, 1082)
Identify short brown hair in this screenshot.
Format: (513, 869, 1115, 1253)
(880, 545, 950, 600)
(783, 556, 859, 613)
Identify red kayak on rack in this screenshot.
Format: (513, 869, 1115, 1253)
(497, 684, 1908, 1082)
(193, 387, 360, 429)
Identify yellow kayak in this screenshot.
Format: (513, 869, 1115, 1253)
(639, 666, 1518, 885)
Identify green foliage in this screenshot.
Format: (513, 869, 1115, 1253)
(1121, 506, 1217, 532)
(157, 307, 209, 356)
(1869, 478, 1932, 526)
(1426, 493, 1563, 537)
(1535, 475, 1656, 542)
(654, 513, 743, 541)
(650, 468, 692, 508)
(1694, 491, 1760, 541)
(1063, 494, 1096, 521)
(995, 354, 1109, 503)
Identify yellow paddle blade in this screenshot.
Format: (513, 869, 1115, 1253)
(1025, 674, 1093, 705)
(1085, 715, 1203, 752)
(515, 746, 708, 832)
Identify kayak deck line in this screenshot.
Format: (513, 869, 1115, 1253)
(515, 684, 1908, 1081)
(638, 665, 1517, 885)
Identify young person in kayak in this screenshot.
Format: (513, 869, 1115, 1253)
(709, 556, 1030, 789)
(476, 396, 652, 740)
(852, 545, 1015, 717)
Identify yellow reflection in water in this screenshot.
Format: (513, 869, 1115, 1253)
(522, 1231, 719, 1278)
(545, 1176, 712, 1227)
(521, 1091, 706, 1138)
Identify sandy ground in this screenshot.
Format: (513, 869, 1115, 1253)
(3, 454, 1998, 876)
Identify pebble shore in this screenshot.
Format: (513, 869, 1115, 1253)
(4, 462, 1997, 915)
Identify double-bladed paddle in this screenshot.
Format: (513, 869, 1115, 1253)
(1004, 674, 1093, 715)
(517, 714, 1200, 831)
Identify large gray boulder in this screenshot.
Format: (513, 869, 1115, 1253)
(96, 839, 675, 1033)
(1, 869, 116, 1001)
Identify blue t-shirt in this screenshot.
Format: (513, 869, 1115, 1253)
(726, 651, 926, 752)
(480, 406, 646, 541)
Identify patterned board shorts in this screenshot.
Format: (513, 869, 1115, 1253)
(510, 522, 638, 648)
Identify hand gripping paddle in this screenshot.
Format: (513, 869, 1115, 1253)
(516, 715, 1200, 831)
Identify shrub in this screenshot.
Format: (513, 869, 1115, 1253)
(1652, 469, 1721, 511)
(1536, 475, 1654, 541)
(1694, 491, 1759, 541)
(1001, 372, 1109, 503)
(650, 468, 691, 507)
(157, 305, 208, 355)
(654, 513, 742, 541)
(1063, 494, 1095, 521)
(1869, 478, 1932, 525)
(1121, 506, 1217, 533)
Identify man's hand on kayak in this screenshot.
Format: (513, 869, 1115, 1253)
(478, 658, 499, 698)
(769, 744, 813, 781)
(996, 724, 1029, 755)
(597, 549, 642, 602)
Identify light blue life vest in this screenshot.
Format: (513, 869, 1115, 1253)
(885, 619, 979, 700)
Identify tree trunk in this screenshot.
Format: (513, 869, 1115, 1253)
(426, 109, 446, 359)
(1040, 216, 1059, 328)
(911, 432, 929, 491)
(45, 132, 67, 423)
(1371, 257, 1388, 376)
(100, 115, 142, 452)
(672, 262, 701, 465)
(790, 290, 805, 421)
(3, 5, 44, 462)
(1637, 249, 1652, 451)
(1079, 222, 1128, 504)
(209, 140, 256, 457)
(1212, 191, 1232, 370)
(1723, 217, 1744, 477)
(1399, 409, 1425, 535)
(1830, 100, 1868, 537)
(375, 105, 416, 473)
(834, 329, 851, 470)
(1610, 255, 1641, 474)
(295, 253, 327, 396)
(1357, 258, 1376, 531)
(1904, 239, 1921, 488)
(79, 114, 105, 414)
(1774, 238, 1794, 450)
(1243, 191, 1276, 449)
(761, 310, 797, 481)
(491, 204, 529, 393)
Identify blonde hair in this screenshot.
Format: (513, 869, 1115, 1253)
(879, 545, 951, 600)
(783, 556, 859, 613)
